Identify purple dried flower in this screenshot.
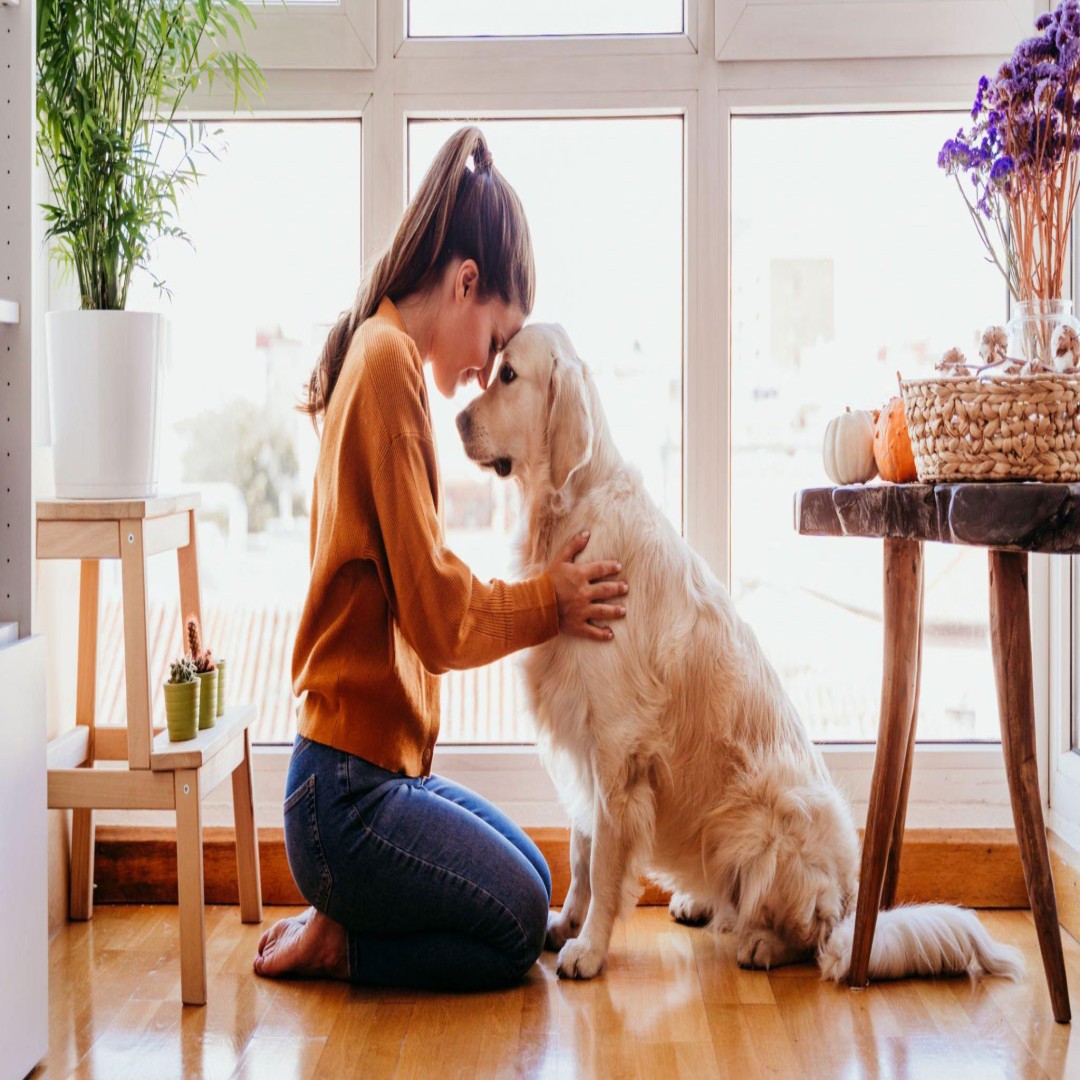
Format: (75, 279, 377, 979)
(1014, 36, 1058, 67)
(940, 0, 1080, 301)
(972, 74, 990, 117)
(990, 155, 1015, 184)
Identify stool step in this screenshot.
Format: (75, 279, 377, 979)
(151, 704, 256, 771)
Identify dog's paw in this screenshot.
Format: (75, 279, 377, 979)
(713, 910, 737, 934)
(545, 910, 580, 952)
(736, 928, 811, 971)
(668, 892, 713, 928)
(556, 937, 606, 980)
(737, 928, 783, 970)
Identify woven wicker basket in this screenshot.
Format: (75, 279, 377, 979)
(900, 373, 1080, 482)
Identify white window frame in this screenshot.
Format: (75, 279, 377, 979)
(241, 0, 376, 71)
(716, 0, 1037, 63)
(87, 0, 1054, 832)
(1048, 556, 1079, 847)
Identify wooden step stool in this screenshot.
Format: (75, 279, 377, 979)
(40, 494, 263, 1006)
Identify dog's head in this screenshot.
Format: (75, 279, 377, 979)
(455, 323, 594, 497)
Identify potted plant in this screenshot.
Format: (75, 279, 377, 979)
(164, 656, 199, 742)
(35, 0, 268, 498)
(215, 654, 228, 718)
(186, 615, 217, 731)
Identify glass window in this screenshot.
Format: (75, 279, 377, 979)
(409, 117, 683, 742)
(96, 120, 362, 745)
(408, 0, 682, 38)
(731, 113, 1005, 743)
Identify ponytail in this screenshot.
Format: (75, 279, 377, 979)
(299, 126, 535, 430)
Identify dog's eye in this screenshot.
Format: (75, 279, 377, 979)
(499, 363, 517, 385)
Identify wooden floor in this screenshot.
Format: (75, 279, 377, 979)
(34, 905, 1080, 1079)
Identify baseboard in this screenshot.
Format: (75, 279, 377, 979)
(1050, 831, 1080, 941)
(88, 825, 1029, 909)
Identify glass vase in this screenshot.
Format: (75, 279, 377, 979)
(1006, 298, 1080, 371)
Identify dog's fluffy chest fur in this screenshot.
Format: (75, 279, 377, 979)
(516, 469, 751, 831)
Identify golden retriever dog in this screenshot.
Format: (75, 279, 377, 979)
(454, 323, 1023, 984)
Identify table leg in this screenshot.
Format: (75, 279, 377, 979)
(848, 538, 923, 988)
(881, 555, 924, 910)
(989, 550, 1070, 1023)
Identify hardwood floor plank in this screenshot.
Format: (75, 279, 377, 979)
(315, 999, 413, 1079)
(38, 905, 1080, 1080)
(233, 1036, 328, 1080)
(689, 921, 777, 1006)
(974, 911, 1080, 1078)
(703, 1004, 801, 1079)
(768, 971, 860, 1079)
(473, 984, 527, 1078)
(250, 976, 349, 1041)
(394, 994, 485, 1079)
(68, 997, 170, 1079)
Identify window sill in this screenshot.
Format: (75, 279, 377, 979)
(90, 740, 1016, 832)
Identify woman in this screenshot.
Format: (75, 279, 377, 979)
(253, 126, 628, 991)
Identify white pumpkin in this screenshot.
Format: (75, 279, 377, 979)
(823, 408, 878, 485)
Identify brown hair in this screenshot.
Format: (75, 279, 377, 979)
(299, 125, 535, 429)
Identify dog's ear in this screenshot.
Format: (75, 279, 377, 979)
(546, 347, 593, 494)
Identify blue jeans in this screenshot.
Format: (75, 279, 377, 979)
(282, 734, 552, 991)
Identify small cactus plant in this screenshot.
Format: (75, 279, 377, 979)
(185, 614, 216, 673)
(168, 656, 197, 684)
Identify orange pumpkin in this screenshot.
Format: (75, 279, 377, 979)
(873, 397, 918, 483)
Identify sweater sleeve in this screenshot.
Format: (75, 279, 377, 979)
(371, 430, 560, 674)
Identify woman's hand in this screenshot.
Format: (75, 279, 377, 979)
(547, 530, 628, 642)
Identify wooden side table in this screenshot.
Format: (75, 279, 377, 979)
(39, 494, 263, 1006)
(796, 481, 1073, 1023)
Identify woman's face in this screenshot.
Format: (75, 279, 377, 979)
(429, 260, 526, 399)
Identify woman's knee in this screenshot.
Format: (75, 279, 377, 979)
(505, 873, 550, 981)
(537, 857, 553, 903)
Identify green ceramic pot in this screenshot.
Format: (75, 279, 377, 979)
(216, 657, 227, 717)
(197, 668, 218, 730)
(164, 679, 199, 742)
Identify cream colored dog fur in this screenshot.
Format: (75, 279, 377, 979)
(454, 323, 1023, 984)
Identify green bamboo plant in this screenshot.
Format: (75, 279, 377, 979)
(35, 0, 273, 311)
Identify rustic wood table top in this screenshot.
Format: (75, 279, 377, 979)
(795, 481, 1080, 554)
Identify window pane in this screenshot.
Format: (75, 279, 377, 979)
(97, 121, 361, 745)
(732, 113, 1003, 742)
(408, 0, 682, 38)
(409, 118, 683, 742)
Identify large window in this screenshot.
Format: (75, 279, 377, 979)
(731, 113, 1004, 742)
(409, 117, 683, 742)
(94, 120, 361, 745)
(40, 3, 1036, 830)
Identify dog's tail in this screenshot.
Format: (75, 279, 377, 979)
(816, 903, 1024, 983)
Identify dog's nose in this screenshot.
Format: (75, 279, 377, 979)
(455, 410, 472, 437)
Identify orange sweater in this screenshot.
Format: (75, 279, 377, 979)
(292, 296, 560, 776)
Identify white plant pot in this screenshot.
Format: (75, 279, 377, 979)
(45, 310, 167, 499)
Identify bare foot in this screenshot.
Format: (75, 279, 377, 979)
(253, 907, 350, 980)
(257, 904, 313, 954)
